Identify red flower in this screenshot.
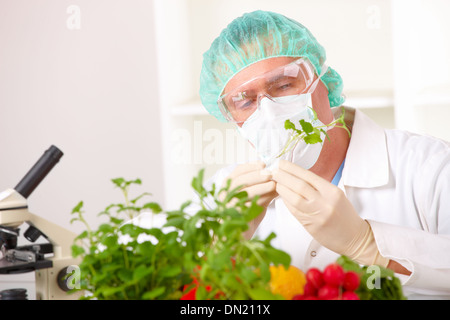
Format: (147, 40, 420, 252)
(180, 264, 225, 300)
(180, 285, 197, 300)
(180, 280, 212, 300)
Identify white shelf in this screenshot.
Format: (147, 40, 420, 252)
(415, 93, 450, 106)
(344, 95, 393, 109)
(171, 102, 208, 116)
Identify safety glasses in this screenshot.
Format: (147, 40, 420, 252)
(218, 58, 325, 124)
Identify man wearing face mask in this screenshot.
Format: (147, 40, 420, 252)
(199, 10, 450, 298)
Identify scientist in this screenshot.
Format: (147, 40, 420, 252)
(198, 10, 450, 298)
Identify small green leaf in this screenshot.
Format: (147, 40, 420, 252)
(299, 119, 314, 134)
(99, 203, 118, 216)
(304, 133, 322, 144)
(209, 248, 232, 270)
(118, 269, 133, 282)
(248, 288, 284, 300)
(98, 223, 114, 234)
(71, 244, 85, 257)
(309, 107, 319, 120)
(263, 232, 277, 244)
(132, 178, 142, 185)
(102, 234, 119, 248)
(159, 265, 182, 278)
(222, 272, 240, 288)
(100, 285, 124, 297)
(111, 178, 125, 188)
(284, 119, 296, 130)
(143, 202, 162, 213)
(238, 267, 258, 284)
(258, 262, 270, 282)
(145, 227, 164, 239)
(133, 265, 152, 281)
(220, 219, 248, 235)
(164, 217, 186, 228)
(130, 192, 152, 204)
(196, 285, 208, 300)
(71, 201, 84, 214)
(120, 224, 144, 237)
(337, 255, 361, 272)
(70, 217, 79, 224)
(191, 169, 205, 195)
(136, 241, 155, 256)
(209, 183, 216, 197)
(91, 272, 110, 286)
(245, 199, 264, 222)
(180, 200, 192, 211)
(109, 217, 124, 225)
(74, 230, 89, 241)
(265, 247, 291, 267)
(142, 287, 165, 300)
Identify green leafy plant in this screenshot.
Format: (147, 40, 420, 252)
(70, 170, 290, 300)
(278, 106, 351, 158)
(337, 255, 406, 300)
(70, 178, 184, 300)
(70, 169, 406, 300)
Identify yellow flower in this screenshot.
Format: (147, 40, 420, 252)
(269, 265, 306, 300)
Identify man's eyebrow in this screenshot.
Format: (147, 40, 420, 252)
(266, 74, 297, 84)
(267, 74, 286, 83)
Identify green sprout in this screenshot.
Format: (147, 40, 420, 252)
(277, 107, 351, 158)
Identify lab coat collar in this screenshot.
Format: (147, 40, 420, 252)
(340, 107, 390, 188)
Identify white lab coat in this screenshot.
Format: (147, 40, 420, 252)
(204, 107, 450, 299)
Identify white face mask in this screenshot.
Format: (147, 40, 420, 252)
(237, 93, 328, 170)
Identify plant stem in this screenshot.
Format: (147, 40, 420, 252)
(277, 107, 350, 158)
(122, 246, 130, 269)
(121, 185, 135, 220)
(88, 264, 97, 276)
(243, 241, 264, 265)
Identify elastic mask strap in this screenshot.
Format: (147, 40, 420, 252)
(307, 64, 328, 94)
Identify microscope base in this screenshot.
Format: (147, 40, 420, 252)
(35, 255, 83, 300)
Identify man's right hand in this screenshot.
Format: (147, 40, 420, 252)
(221, 161, 278, 239)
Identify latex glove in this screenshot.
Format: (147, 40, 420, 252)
(222, 161, 278, 239)
(272, 160, 389, 267)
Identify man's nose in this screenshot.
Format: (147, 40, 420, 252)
(258, 94, 278, 117)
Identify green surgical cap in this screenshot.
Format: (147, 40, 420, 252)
(199, 10, 345, 122)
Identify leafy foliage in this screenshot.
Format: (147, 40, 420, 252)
(337, 255, 406, 300)
(70, 169, 290, 300)
(278, 106, 351, 158)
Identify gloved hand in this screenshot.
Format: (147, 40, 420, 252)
(221, 161, 278, 239)
(272, 160, 389, 267)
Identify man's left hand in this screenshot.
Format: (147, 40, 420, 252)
(272, 160, 388, 267)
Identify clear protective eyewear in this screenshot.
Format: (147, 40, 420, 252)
(218, 58, 327, 124)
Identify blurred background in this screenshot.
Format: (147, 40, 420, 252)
(1, 0, 450, 293)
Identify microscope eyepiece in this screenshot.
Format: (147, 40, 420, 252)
(14, 145, 63, 199)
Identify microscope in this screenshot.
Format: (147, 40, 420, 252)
(0, 145, 81, 299)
